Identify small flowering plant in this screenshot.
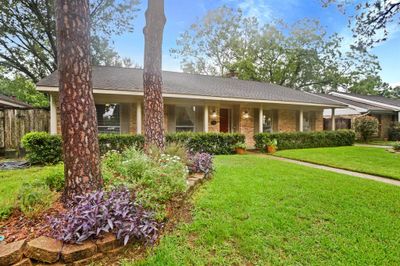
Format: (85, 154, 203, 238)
(188, 152, 214, 175)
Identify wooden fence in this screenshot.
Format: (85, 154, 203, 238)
(0, 108, 49, 156)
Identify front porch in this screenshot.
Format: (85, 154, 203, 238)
(49, 93, 325, 147)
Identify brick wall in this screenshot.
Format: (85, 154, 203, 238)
(239, 107, 255, 147)
(380, 114, 393, 139)
(314, 110, 324, 131)
(277, 109, 297, 132)
(208, 106, 220, 132)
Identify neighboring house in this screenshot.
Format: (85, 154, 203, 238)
(318, 92, 400, 139)
(36, 66, 344, 146)
(0, 94, 49, 157)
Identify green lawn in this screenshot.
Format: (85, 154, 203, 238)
(126, 155, 400, 265)
(0, 164, 61, 218)
(275, 146, 400, 180)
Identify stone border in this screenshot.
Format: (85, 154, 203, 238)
(0, 172, 207, 266)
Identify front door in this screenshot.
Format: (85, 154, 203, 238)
(220, 108, 230, 133)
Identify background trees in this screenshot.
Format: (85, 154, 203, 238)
(0, 0, 139, 82)
(171, 6, 394, 95)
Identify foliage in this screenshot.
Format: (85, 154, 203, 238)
(354, 116, 379, 142)
(265, 139, 278, 148)
(22, 132, 144, 164)
(44, 164, 64, 192)
(102, 148, 188, 219)
(232, 142, 247, 150)
(188, 152, 214, 175)
(50, 187, 159, 245)
(166, 132, 245, 154)
(0, 0, 139, 81)
(0, 76, 48, 107)
(171, 6, 381, 93)
(392, 142, 400, 152)
(18, 181, 55, 217)
(148, 142, 190, 165)
(389, 122, 400, 141)
(254, 130, 355, 151)
(323, 0, 400, 48)
(21, 132, 63, 164)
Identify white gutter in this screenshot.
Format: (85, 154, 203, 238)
(37, 86, 344, 108)
(330, 92, 400, 111)
(0, 99, 28, 108)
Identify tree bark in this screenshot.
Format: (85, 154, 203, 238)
(55, 0, 102, 203)
(143, 0, 166, 150)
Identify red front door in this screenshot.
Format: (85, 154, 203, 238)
(220, 108, 229, 133)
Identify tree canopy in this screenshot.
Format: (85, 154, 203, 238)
(171, 6, 383, 93)
(0, 0, 139, 82)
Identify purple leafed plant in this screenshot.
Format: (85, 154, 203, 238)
(188, 152, 214, 174)
(50, 187, 160, 245)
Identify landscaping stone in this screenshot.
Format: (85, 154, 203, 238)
(12, 258, 32, 266)
(71, 253, 103, 266)
(0, 239, 25, 265)
(61, 241, 97, 263)
(95, 233, 120, 253)
(106, 246, 126, 256)
(24, 236, 62, 263)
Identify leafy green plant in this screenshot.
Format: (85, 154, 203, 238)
(392, 142, 400, 151)
(21, 132, 62, 164)
(354, 116, 379, 142)
(18, 181, 55, 217)
(233, 142, 247, 150)
(265, 139, 278, 148)
(389, 122, 400, 141)
(166, 132, 245, 154)
(254, 130, 355, 151)
(44, 164, 64, 191)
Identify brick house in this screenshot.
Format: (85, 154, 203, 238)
(318, 92, 400, 139)
(36, 66, 344, 147)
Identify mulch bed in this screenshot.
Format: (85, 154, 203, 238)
(0, 200, 66, 244)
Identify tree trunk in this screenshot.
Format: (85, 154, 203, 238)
(55, 0, 102, 203)
(143, 0, 166, 150)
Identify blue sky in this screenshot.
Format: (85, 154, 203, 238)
(112, 0, 400, 86)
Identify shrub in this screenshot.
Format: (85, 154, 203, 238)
(102, 149, 188, 219)
(354, 116, 379, 142)
(254, 130, 355, 151)
(148, 142, 189, 165)
(50, 187, 159, 245)
(389, 122, 400, 141)
(18, 181, 55, 217)
(166, 132, 245, 154)
(21, 132, 62, 164)
(44, 164, 64, 192)
(22, 132, 144, 165)
(393, 142, 400, 151)
(188, 153, 214, 175)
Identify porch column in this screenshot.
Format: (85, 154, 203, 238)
(259, 108, 263, 133)
(398, 111, 400, 123)
(136, 102, 142, 134)
(331, 108, 336, 131)
(50, 94, 57, 135)
(299, 109, 304, 132)
(204, 105, 209, 132)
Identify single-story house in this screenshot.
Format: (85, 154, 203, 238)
(36, 66, 345, 146)
(318, 92, 400, 139)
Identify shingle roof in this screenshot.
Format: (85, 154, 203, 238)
(343, 93, 400, 108)
(315, 93, 386, 112)
(0, 94, 32, 109)
(37, 66, 344, 107)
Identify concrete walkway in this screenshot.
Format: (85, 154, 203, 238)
(354, 143, 391, 149)
(264, 155, 400, 187)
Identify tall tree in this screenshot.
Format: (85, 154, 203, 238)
(0, 0, 139, 82)
(56, 0, 102, 202)
(172, 6, 381, 93)
(143, 0, 166, 149)
(322, 0, 400, 48)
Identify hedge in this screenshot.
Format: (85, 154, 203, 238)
(389, 122, 400, 141)
(254, 130, 356, 151)
(21, 132, 144, 164)
(166, 132, 245, 154)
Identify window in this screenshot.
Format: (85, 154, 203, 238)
(303, 112, 314, 132)
(262, 110, 274, 133)
(96, 104, 120, 134)
(176, 106, 196, 132)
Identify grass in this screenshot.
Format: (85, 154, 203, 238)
(275, 146, 400, 180)
(125, 155, 400, 265)
(0, 164, 62, 219)
(361, 140, 398, 146)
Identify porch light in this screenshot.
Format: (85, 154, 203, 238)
(242, 110, 250, 119)
(211, 110, 217, 118)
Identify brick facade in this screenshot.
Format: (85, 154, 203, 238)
(277, 110, 298, 132)
(208, 106, 220, 132)
(314, 110, 324, 131)
(239, 108, 255, 147)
